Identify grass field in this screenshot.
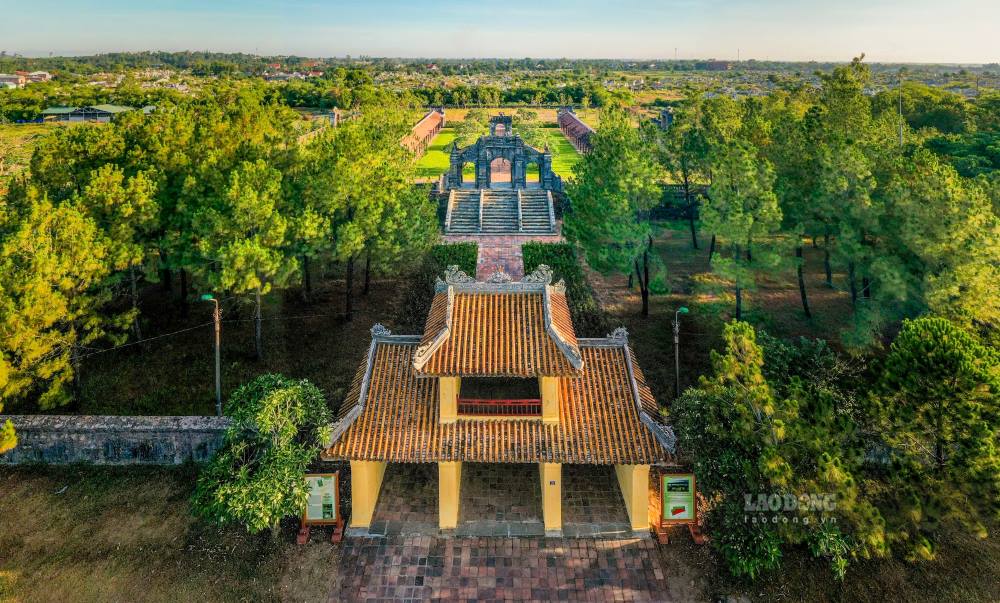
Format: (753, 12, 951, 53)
(414, 125, 582, 181)
(0, 465, 338, 603)
(0, 123, 55, 194)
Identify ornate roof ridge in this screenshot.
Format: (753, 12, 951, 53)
(433, 265, 566, 294)
(542, 283, 583, 371)
(412, 287, 454, 370)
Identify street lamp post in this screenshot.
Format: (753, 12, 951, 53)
(201, 294, 222, 416)
(673, 306, 689, 399)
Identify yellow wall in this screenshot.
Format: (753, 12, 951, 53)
(539, 462, 562, 532)
(438, 461, 462, 529)
(539, 376, 560, 425)
(349, 460, 387, 529)
(439, 377, 460, 424)
(615, 464, 651, 531)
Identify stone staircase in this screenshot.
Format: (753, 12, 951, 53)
(445, 189, 556, 235)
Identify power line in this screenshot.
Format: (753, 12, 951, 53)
(78, 321, 214, 359)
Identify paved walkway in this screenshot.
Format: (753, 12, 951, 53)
(442, 234, 564, 280)
(330, 536, 674, 602)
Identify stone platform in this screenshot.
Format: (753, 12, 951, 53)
(362, 462, 633, 539)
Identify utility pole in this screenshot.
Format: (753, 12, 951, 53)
(201, 294, 222, 416)
(673, 307, 689, 398)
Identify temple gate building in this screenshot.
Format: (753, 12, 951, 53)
(324, 265, 678, 536)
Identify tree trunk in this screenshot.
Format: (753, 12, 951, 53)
(179, 268, 189, 315)
(688, 212, 699, 250)
(345, 256, 355, 321)
(735, 284, 743, 320)
(130, 265, 142, 341)
(627, 272, 633, 290)
(861, 276, 871, 299)
(796, 246, 812, 319)
(254, 287, 263, 361)
(161, 266, 172, 293)
(823, 228, 833, 287)
(684, 179, 699, 250)
(71, 344, 82, 398)
(708, 234, 716, 262)
(363, 250, 372, 296)
(848, 262, 858, 306)
(301, 255, 312, 302)
(734, 245, 743, 320)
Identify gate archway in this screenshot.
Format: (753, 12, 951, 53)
(446, 114, 561, 191)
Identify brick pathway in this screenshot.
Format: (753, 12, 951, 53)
(330, 536, 674, 602)
(442, 234, 564, 280)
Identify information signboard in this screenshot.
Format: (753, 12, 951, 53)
(661, 473, 696, 524)
(303, 472, 340, 525)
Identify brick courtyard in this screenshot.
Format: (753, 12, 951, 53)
(330, 536, 677, 602)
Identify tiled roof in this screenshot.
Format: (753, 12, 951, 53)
(412, 266, 583, 377)
(324, 326, 677, 465)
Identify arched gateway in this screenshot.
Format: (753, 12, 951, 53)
(447, 114, 562, 191)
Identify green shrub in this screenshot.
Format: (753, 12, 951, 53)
(430, 242, 478, 276)
(191, 374, 332, 535)
(522, 242, 610, 336)
(393, 243, 478, 331)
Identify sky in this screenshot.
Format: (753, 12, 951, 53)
(1, 0, 998, 64)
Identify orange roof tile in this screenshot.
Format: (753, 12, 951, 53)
(412, 266, 583, 377)
(324, 327, 677, 465)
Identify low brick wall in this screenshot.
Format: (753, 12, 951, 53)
(0, 415, 231, 465)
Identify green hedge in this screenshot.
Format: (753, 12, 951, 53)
(393, 243, 478, 331)
(430, 242, 478, 277)
(522, 242, 610, 337)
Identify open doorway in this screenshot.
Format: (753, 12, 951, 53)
(490, 157, 512, 188)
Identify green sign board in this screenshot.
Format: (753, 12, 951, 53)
(662, 474, 696, 523)
(303, 473, 339, 525)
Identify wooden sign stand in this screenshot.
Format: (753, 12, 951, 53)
(297, 472, 344, 544)
(654, 471, 708, 545)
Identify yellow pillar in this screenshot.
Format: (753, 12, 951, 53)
(349, 460, 387, 529)
(539, 462, 562, 534)
(438, 461, 462, 529)
(615, 464, 651, 532)
(439, 377, 460, 424)
(539, 376, 560, 425)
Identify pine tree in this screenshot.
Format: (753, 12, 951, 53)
(875, 316, 1000, 561)
(0, 189, 125, 408)
(196, 160, 294, 360)
(564, 106, 664, 316)
(701, 140, 783, 320)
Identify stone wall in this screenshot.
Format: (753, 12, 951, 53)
(0, 415, 231, 465)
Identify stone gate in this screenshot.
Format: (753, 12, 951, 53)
(446, 114, 561, 191)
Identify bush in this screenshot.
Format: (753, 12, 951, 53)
(522, 242, 610, 336)
(430, 242, 478, 276)
(393, 243, 478, 331)
(191, 374, 332, 535)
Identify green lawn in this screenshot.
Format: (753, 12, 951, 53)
(415, 126, 581, 181)
(415, 127, 458, 179)
(547, 129, 582, 178)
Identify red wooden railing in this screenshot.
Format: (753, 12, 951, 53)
(457, 398, 542, 417)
